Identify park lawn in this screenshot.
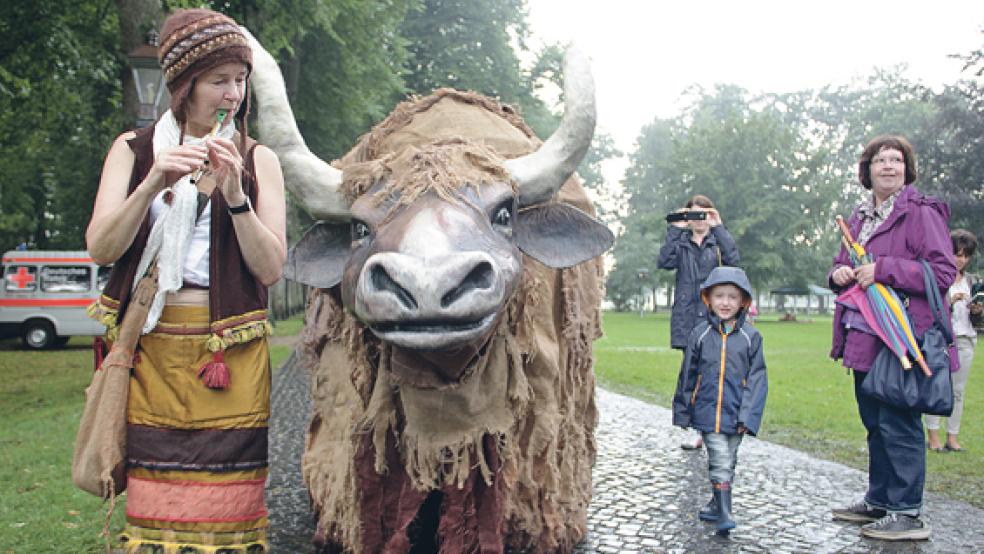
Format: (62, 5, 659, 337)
(595, 310, 984, 508)
(0, 336, 126, 553)
(0, 314, 304, 553)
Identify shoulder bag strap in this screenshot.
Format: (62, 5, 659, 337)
(921, 260, 953, 345)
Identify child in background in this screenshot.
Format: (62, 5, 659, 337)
(926, 229, 981, 452)
(672, 266, 768, 534)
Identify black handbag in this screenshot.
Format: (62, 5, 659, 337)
(860, 260, 954, 416)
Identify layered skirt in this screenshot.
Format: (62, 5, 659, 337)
(120, 305, 270, 553)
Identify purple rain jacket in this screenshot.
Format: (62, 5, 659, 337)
(828, 184, 958, 372)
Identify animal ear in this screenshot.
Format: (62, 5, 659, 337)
(284, 222, 350, 288)
(515, 203, 614, 268)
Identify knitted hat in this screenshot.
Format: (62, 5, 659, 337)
(158, 8, 252, 128)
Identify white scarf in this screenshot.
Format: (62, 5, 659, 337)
(134, 110, 235, 334)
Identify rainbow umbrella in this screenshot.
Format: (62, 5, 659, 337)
(835, 216, 931, 376)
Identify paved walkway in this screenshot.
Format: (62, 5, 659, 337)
(267, 354, 984, 552)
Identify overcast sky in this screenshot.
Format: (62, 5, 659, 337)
(526, 0, 984, 165)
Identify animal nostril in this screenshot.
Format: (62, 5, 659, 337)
(370, 264, 418, 310)
(441, 262, 493, 308)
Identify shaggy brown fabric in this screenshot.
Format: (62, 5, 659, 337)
(340, 89, 539, 165)
(340, 139, 514, 223)
(300, 89, 604, 553)
(355, 432, 504, 554)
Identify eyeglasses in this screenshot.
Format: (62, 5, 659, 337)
(871, 154, 905, 166)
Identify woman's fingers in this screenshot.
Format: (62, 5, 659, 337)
(204, 138, 246, 202)
(832, 266, 855, 286)
(205, 138, 242, 173)
(156, 146, 208, 173)
(853, 263, 876, 288)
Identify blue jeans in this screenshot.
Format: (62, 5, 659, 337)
(702, 432, 743, 483)
(854, 370, 924, 514)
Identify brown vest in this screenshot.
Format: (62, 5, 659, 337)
(91, 125, 270, 350)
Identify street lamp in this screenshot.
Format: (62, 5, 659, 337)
(127, 30, 168, 128)
(636, 267, 649, 317)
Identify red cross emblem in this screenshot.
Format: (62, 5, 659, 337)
(9, 267, 35, 289)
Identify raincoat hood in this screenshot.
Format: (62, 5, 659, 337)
(700, 266, 754, 300)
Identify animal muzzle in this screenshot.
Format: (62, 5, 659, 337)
(354, 251, 513, 349)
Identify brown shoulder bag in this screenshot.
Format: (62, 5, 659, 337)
(72, 266, 158, 499)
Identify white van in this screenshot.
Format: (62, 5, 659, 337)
(0, 250, 109, 349)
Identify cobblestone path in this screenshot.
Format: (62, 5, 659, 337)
(268, 356, 984, 552)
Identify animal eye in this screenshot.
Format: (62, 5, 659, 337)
(491, 201, 513, 228)
(352, 220, 371, 241)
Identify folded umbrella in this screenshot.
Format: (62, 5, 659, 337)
(835, 216, 930, 376)
(837, 283, 910, 369)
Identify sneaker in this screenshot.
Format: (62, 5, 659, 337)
(860, 513, 931, 541)
(831, 501, 886, 523)
(680, 429, 703, 450)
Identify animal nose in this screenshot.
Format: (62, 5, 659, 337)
(359, 252, 502, 319)
(441, 260, 493, 308)
(369, 264, 418, 310)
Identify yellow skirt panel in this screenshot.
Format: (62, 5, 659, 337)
(127, 305, 271, 430)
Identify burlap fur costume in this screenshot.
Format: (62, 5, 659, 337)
(297, 89, 605, 553)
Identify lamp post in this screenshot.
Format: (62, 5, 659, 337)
(127, 30, 168, 128)
(636, 267, 649, 317)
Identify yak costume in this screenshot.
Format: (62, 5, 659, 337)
(298, 90, 605, 553)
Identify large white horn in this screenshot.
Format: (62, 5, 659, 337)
(506, 45, 596, 207)
(243, 28, 350, 221)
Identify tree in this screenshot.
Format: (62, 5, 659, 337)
(926, 84, 984, 234)
(606, 119, 675, 307)
(918, 34, 984, 236)
(613, 85, 844, 300)
(0, 0, 122, 250)
(398, 0, 558, 138)
(578, 132, 623, 226)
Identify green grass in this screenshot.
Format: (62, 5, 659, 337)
(270, 314, 305, 338)
(596, 310, 984, 507)
(0, 337, 126, 553)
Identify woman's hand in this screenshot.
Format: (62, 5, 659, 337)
(951, 292, 969, 304)
(705, 208, 722, 227)
(146, 144, 209, 193)
(205, 137, 247, 206)
(88, 133, 209, 265)
(832, 265, 856, 287)
(854, 263, 877, 289)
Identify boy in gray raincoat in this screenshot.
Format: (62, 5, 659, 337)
(672, 266, 768, 534)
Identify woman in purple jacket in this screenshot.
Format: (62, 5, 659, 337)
(827, 135, 957, 542)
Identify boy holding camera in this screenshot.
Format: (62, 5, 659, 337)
(672, 266, 767, 534)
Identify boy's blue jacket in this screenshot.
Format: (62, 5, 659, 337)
(671, 267, 768, 435)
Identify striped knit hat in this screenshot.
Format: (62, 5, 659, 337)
(158, 8, 252, 127)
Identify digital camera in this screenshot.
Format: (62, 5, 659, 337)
(665, 210, 707, 223)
